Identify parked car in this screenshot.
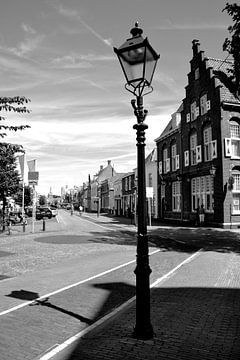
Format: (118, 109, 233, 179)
(9, 212, 22, 224)
(50, 207, 58, 217)
(37, 207, 52, 220)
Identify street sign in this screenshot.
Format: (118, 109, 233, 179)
(146, 187, 153, 198)
(28, 171, 39, 185)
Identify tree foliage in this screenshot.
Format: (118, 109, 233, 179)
(0, 96, 30, 138)
(0, 96, 31, 228)
(222, 2, 240, 97)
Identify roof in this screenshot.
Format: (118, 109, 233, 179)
(155, 103, 183, 142)
(206, 57, 240, 104)
(145, 148, 157, 163)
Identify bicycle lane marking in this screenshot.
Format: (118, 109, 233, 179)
(39, 248, 202, 360)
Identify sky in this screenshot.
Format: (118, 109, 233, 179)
(0, 0, 232, 195)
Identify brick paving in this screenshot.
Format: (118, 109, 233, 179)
(2, 213, 240, 359)
(52, 250, 240, 360)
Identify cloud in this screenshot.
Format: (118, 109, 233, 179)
(10, 34, 45, 57)
(155, 20, 227, 31)
(51, 1, 112, 47)
(21, 23, 37, 35)
(2, 23, 45, 57)
(50, 52, 114, 69)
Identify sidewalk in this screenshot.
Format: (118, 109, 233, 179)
(0, 217, 60, 237)
(45, 218, 240, 360)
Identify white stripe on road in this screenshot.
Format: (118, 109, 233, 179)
(39, 248, 202, 360)
(0, 249, 160, 317)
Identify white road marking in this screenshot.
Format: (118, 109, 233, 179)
(79, 215, 121, 231)
(0, 249, 160, 317)
(39, 248, 202, 360)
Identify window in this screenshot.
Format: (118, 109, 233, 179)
(191, 101, 196, 121)
(171, 143, 177, 171)
(191, 176, 214, 212)
(190, 132, 197, 165)
(163, 148, 168, 173)
(200, 94, 211, 115)
(203, 126, 212, 161)
(230, 121, 240, 158)
(148, 173, 153, 187)
(195, 68, 200, 80)
(232, 172, 240, 214)
(172, 181, 181, 212)
(200, 94, 207, 115)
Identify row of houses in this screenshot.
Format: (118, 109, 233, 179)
(79, 155, 158, 219)
(77, 40, 240, 228)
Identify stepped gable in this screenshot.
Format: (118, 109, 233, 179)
(206, 57, 240, 104)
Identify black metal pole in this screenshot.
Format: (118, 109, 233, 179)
(132, 95, 153, 340)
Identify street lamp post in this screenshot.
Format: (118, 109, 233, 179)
(114, 22, 160, 340)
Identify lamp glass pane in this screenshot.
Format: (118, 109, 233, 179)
(119, 54, 144, 84)
(121, 46, 145, 65)
(144, 47, 157, 85)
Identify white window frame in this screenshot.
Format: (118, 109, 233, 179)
(184, 150, 189, 167)
(232, 173, 240, 214)
(191, 175, 214, 212)
(200, 94, 208, 115)
(190, 101, 197, 121)
(176, 154, 180, 170)
(203, 126, 212, 162)
(171, 143, 177, 171)
(159, 161, 162, 174)
(163, 148, 168, 173)
(230, 122, 240, 159)
(190, 133, 197, 165)
(172, 181, 181, 212)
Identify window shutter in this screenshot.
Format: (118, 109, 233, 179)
(176, 154, 179, 170)
(211, 140, 217, 159)
(166, 158, 170, 172)
(186, 113, 190, 123)
(196, 145, 202, 163)
(184, 150, 189, 167)
(195, 107, 199, 118)
(206, 100, 211, 111)
(224, 138, 232, 157)
(159, 161, 162, 174)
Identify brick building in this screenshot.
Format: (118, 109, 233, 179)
(156, 40, 240, 228)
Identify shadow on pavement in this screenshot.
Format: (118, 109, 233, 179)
(34, 226, 240, 255)
(6, 289, 39, 300)
(31, 298, 94, 325)
(57, 284, 240, 360)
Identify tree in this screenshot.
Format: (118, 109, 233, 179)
(15, 185, 32, 207)
(0, 143, 23, 228)
(0, 96, 30, 230)
(0, 96, 30, 138)
(39, 195, 47, 206)
(222, 2, 240, 98)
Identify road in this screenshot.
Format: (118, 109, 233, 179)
(0, 210, 236, 359)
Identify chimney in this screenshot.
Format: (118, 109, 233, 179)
(192, 39, 200, 56)
(100, 165, 103, 171)
(108, 160, 111, 166)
